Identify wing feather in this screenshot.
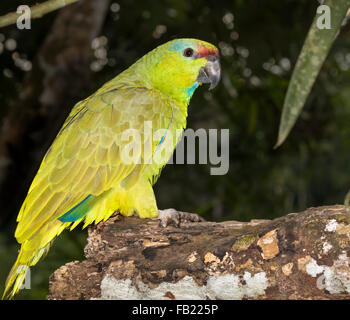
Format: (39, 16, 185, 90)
(15, 87, 172, 243)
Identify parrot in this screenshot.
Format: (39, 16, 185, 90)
(2, 38, 220, 299)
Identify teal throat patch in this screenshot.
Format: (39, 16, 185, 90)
(186, 81, 199, 98)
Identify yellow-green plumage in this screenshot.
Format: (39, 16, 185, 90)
(3, 38, 219, 299)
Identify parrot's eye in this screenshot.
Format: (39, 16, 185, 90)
(183, 48, 194, 58)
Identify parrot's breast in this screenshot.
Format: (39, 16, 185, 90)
(142, 96, 188, 185)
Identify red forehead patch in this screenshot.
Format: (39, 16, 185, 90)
(197, 46, 219, 58)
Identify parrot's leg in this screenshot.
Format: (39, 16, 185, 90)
(156, 208, 205, 227)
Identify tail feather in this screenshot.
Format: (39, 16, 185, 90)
(2, 260, 29, 299)
(2, 241, 52, 300)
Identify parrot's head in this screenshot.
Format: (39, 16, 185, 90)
(133, 38, 221, 103)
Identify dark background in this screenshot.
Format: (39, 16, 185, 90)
(0, 0, 350, 299)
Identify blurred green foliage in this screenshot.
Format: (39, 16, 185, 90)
(276, 0, 350, 148)
(0, 0, 350, 299)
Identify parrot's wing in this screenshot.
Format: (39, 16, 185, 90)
(15, 87, 172, 243)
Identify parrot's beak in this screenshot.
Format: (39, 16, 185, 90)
(197, 54, 221, 90)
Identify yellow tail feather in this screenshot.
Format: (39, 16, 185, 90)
(2, 242, 51, 300)
(2, 220, 64, 299)
(2, 261, 28, 299)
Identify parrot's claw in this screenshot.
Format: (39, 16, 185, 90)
(156, 209, 205, 228)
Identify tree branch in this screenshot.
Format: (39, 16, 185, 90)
(0, 0, 79, 28)
(48, 205, 350, 300)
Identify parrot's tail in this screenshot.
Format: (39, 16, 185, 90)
(2, 241, 52, 300)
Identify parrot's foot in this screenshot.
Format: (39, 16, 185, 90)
(156, 209, 205, 227)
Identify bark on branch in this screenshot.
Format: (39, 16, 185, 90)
(47, 205, 350, 300)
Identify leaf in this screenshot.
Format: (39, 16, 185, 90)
(274, 0, 350, 148)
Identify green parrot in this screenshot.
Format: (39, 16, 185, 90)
(3, 38, 221, 298)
